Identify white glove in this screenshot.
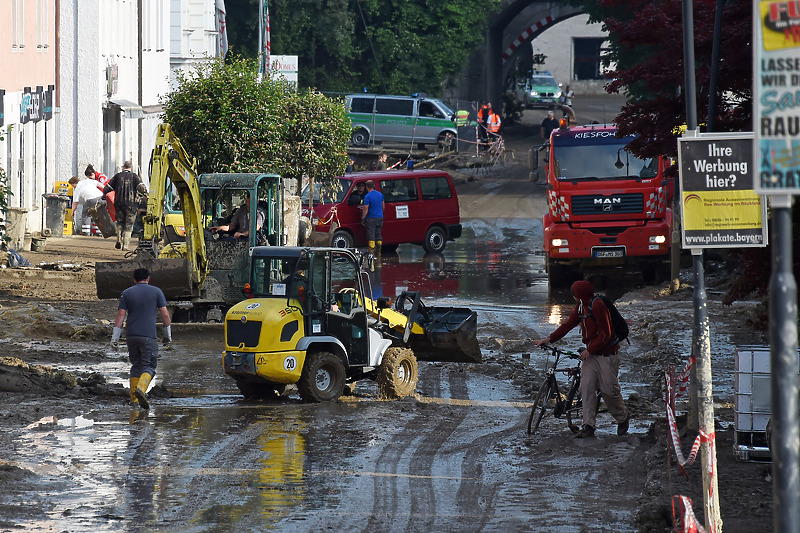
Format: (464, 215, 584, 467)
(111, 327, 122, 349)
(162, 325, 172, 345)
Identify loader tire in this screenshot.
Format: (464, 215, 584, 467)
(235, 378, 283, 401)
(377, 347, 418, 399)
(298, 351, 346, 402)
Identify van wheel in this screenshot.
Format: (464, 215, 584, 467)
(438, 132, 455, 152)
(423, 226, 447, 253)
(298, 218, 309, 246)
(298, 351, 346, 402)
(351, 128, 369, 146)
(331, 230, 354, 249)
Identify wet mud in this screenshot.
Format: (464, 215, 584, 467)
(0, 100, 773, 531)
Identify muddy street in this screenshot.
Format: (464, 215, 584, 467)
(0, 99, 773, 532)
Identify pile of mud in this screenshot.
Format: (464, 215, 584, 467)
(0, 357, 77, 393)
(0, 302, 109, 341)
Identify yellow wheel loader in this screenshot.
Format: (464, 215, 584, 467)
(222, 246, 480, 402)
(94, 123, 284, 321)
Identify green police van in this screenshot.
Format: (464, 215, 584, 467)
(346, 94, 457, 150)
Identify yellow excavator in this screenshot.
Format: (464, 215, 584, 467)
(95, 123, 284, 321)
(222, 246, 480, 402)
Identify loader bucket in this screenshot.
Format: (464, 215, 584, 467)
(408, 306, 481, 363)
(95, 257, 194, 300)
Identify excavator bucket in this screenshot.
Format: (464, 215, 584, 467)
(95, 257, 194, 300)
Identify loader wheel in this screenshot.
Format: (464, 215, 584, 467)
(298, 351, 346, 402)
(376, 347, 418, 399)
(235, 378, 282, 401)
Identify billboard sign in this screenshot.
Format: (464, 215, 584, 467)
(678, 133, 768, 249)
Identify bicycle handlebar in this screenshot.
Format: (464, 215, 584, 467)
(538, 343, 581, 359)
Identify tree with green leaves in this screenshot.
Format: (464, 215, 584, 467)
(161, 56, 350, 189)
(225, 0, 500, 96)
(579, 0, 751, 160)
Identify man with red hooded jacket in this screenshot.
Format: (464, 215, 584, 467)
(536, 280, 630, 438)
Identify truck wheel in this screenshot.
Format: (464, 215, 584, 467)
(351, 128, 369, 146)
(423, 226, 446, 253)
(376, 347, 418, 399)
(547, 259, 569, 288)
(298, 351, 346, 402)
(642, 263, 667, 285)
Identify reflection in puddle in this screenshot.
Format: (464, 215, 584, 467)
(257, 419, 306, 521)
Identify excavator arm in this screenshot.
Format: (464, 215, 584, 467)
(141, 123, 208, 288)
(95, 123, 208, 300)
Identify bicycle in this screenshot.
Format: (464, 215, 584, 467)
(526, 345, 584, 435)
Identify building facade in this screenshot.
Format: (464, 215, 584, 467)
(0, 0, 58, 238)
(0, 0, 223, 243)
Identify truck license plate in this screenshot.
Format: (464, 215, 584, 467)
(595, 249, 624, 258)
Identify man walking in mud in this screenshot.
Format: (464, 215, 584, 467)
(535, 280, 630, 438)
(111, 267, 172, 409)
(104, 161, 147, 251)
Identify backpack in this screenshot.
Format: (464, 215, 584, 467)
(590, 294, 630, 345)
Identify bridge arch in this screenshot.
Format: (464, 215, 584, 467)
(486, 1, 584, 109)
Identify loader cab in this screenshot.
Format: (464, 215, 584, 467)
(249, 247, 370, 366)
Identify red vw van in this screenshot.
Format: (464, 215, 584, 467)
(304, 170, 462, 253)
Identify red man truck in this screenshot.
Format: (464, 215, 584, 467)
(531, 122, 673, 286)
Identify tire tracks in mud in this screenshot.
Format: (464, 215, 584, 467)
(358, 364, 510, 532)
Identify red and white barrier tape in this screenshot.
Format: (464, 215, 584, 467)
(672, 495, 708, 533)
(316, 206, 339, 227)
(664, 356, 718, 533)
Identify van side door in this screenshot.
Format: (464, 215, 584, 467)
(379, 177, 421, 245)
(374, 97, 415, 143)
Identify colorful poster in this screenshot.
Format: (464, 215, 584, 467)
(678, 134, 768, 249)
(754, 1, 800, 194)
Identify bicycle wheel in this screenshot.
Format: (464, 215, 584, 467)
(527, 379, 553, 435)
(565, 376, 583, 433)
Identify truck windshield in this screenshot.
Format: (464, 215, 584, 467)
(553, 144, 657, 180)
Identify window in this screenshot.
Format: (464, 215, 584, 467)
(36, 0, 48, 49)
(418, 101, 443, 119)
(12, 0, 25, 50)
(419, 177, 452, 200)
(380, 179, 418, 203)
(574, 38, 607, 81)
(350, 97, 374, 114)
(375, 98, 413, 116)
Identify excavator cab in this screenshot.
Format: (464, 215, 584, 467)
(95, 124, 285, 322)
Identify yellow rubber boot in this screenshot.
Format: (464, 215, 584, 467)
(135, 372, 152, 409)
(129, 377, 139, 405)
(368, 240, 375, 254)
(376, 240, 382, 259)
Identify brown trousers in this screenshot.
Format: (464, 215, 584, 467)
(581, 352, 628, 428)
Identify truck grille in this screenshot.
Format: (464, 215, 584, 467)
(571, 193, 643, 215)
(226, 320, 262, 348)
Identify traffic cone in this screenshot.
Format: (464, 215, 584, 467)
(135, 372, 152, 409)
